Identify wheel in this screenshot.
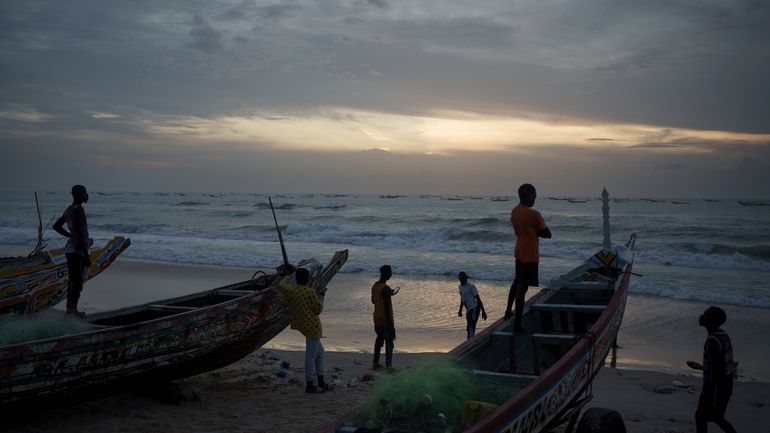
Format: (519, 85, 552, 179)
(575, 407, 626, 433)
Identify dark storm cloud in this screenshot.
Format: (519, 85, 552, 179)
(3, 0, 768, 131)
(2, 0, 769, 196)
(189, 14, 223, 53)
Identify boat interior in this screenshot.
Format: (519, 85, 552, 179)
(457, 261, 623, 392)
(86, 273, 275, 328)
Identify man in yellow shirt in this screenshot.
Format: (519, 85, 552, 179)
(280, 267, 332, 393)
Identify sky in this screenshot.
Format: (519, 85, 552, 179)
(1, 0, 769, 197)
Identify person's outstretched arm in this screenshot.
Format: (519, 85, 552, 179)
(458, 301, 464, 317)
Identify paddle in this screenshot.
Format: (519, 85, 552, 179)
(268, 196, 292, 274)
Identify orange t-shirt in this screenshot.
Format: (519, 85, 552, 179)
(371, 281, 394, 326)
(510, 204, 548, 263)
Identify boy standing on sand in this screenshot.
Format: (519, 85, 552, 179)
(457, 271, 487, 339)
(371, 265, 398, 370)
(53, 184, 92, 316)
(687, 306, 738, 433)
(504, 183, 551, 333)
(280, 267, 333, 393)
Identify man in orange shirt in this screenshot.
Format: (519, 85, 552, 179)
(371, 264, 398, 369)
(504, 183, 551, 333)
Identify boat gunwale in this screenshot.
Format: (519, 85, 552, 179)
(0, 278, 274, 351)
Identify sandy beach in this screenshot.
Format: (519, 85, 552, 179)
(3, 347, 768, 433)
(2, 256, 769, 432)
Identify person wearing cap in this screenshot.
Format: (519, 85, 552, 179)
(279, 267, 333, 393)
(687, 306, 738, 433)
(457, 271, 487, 339)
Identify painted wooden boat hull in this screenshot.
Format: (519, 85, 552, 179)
(316, 242, 634, 433)
(0, 249, 348, 406)
(456, 247, 634, 433)
(0, 237, 131, 316)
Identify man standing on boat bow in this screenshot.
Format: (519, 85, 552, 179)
(53, 184, 92, 316)
(504, 183, 551, 334)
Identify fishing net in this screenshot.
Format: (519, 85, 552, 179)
(0, 311, 99, 347)
(355, 357, 525, 432)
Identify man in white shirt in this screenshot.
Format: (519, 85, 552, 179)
(457, 271, 487, 339)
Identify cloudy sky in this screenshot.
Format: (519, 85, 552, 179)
(1, 0, 769, 197)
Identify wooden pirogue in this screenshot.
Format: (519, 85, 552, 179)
(0, 249, 348, 407)
(0, 236, 131, 316)
(317, 189, 636, 433)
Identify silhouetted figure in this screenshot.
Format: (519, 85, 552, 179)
(53, 185, 91, 316)
(687, 306, 738, 433)
(279, 267, 332, 393)
(457, 271, 487, 339)
(371, 265, 398, 370)
(504, 183, 551, 333)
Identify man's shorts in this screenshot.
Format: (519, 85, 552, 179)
(515, 260, 539, 287)
(374, 324, 396, 341)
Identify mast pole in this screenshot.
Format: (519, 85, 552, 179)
(602, 187, 611, 251)
(269, 196, 290, 270)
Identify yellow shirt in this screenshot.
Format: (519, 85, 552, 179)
(280, 278, 324, 339)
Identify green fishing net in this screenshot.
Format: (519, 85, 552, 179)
(0, 312, 100, 347)
(355, 357, 525, 432)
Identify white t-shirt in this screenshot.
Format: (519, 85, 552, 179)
(459, 282, 479, 311)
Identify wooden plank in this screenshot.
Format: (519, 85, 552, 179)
(148, 304, 199, 312)
(562, 282, 610, 290)
(471, 370, 538, 380)
(531, 333, 579, 342)
(216, 289, 256, 297)
(530, 304, 606, 313)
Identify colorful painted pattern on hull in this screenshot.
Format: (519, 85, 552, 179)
(0, 249, 348, 406)
(0, 237, 131, 315)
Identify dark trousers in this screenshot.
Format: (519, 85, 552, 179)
(506, 261, 538, 331)
(373, 325, 395, 367)
(696, 392, 737, 433)
(466, 307, 480, 339)
(507, 280, 528, 331)
(65, 253, 85, 312)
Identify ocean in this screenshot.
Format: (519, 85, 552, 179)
(1, 190, 769, 309)
(2, 190, 770, 377)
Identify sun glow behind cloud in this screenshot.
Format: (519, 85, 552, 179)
(137, 107, 770, 155)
